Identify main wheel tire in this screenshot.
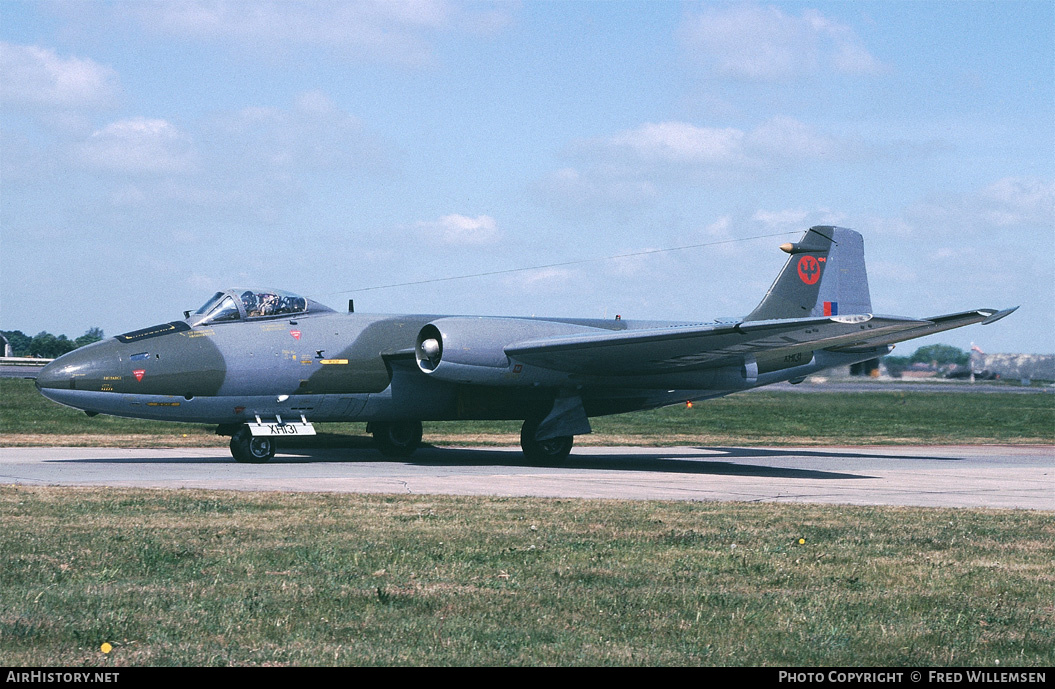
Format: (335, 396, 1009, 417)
(372, 420, 423, 457)
(520, 416, 574, 463)
(230, 425, 276, 464)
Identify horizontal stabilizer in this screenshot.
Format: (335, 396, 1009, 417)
(982, 306, 1019, 325)
(830, 308, 1014, 352)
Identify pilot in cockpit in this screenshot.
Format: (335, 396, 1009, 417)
(259, 293, 279, 316)
(240, 291, 259, 316)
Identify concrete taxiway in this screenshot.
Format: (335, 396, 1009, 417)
(1, 444, 1051, 510)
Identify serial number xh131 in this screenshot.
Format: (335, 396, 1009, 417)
(36, 226, 1015, 463)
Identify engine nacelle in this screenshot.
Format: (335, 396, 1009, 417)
(414, 317, 587, 386)
(414, 318, 769, 390)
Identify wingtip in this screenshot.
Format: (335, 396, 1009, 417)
(982, 306, 1019, 325)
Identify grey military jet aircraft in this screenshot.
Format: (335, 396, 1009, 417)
(36, 226, 1015, 463)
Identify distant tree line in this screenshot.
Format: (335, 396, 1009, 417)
(883, 344, 969, 377)
(1, 328, 104, 358)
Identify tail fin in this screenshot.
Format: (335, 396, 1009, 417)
(744, 226, 871, 322)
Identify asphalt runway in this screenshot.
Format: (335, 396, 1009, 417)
(2, 444, 1051, 510)
(0, 365, 46, 379)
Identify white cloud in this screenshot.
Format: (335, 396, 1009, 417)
(851, 180, 1053, 329)
(539, 167, 657, 207)
(144, 0, 449, 37)
(864, 216, 915, 238)
(0, 42, 118, 110)
(503, 267, 577, 294)
(602, 118, 840, 169)
(977, 178, 1055, 227)
(679, 4, 885, 80)
(747, 116, 838, 159)
(122, 0, 504, 65)
(869, 260, 918, 285)
(750, 208, 848, 233)
(212, 91, 376, 171)
(608, 122, 745, 164)
(186, 273, 223, 292)
(419, 214, 500, 245)
(542, 119, 850, 211)
(76, 118, 194, 174)
(907, 177, 1055, 236)
(753, 208, 811, 228)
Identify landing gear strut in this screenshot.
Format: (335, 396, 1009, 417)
(520, 416, 574, 463)
(370, 420, 423, 457)
(229, 425, 276, 463)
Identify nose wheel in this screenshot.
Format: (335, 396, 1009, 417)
(230, 425, 277, 463)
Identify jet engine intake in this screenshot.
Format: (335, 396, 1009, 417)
(415, 324, 444, 372)
(414, 318, 516, 384)
(413, 318, 585, 386)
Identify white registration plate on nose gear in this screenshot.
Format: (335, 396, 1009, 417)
(248, 421, 316, 436)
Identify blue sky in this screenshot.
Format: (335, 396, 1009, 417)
(2, 1, 1052, 356)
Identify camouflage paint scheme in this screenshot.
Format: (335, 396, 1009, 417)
(35, 227, 1015, 461)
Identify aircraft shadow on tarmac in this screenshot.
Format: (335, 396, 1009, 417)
(53, 444, 966, 480)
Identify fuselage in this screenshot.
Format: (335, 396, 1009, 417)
(34, 300, 878, 427)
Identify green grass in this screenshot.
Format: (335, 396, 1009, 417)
(4, 378, 1053, 446)
(4, 379, 1052, 666)
(1, 379, 218, 439)
(587, 390, 1055, 444)
(1, 487, 1051, 666)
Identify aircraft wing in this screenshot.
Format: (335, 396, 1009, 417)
(506, 314, 932, 375)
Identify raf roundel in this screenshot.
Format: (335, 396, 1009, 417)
(797, 255, 821, 285)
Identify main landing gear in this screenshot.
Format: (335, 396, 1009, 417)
(519, 416, 574, 463)
(369, 420, 424, 457)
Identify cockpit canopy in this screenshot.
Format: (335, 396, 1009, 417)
(189, 289, 333, 325)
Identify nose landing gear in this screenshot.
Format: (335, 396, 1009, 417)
(229, 425, 276, 463)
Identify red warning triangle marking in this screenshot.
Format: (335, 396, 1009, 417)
(290, 330, 302, 340)
(133, 369, 145, 382)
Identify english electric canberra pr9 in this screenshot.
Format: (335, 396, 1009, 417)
(36, 226, 1015, 463)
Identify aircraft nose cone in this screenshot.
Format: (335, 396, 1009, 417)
(35, 339, 121, 393)
(34, 359, 62, 391)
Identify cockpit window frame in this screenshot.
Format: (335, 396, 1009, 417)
(189, 288, 318, 326)
(192, 292, 227, 317)
(199, 295, 242, 325)
(238, 290, 308, 320)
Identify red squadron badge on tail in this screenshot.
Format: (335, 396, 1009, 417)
(797, 255, 821, 285)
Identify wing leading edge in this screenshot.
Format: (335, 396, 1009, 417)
(506, 314, 931, 376)
(507, 307, 1014, 377)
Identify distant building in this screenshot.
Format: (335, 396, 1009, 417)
(901, 362, 938, 379)
(1, 334, 10, 357)
(979, 354, 1055, 381)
